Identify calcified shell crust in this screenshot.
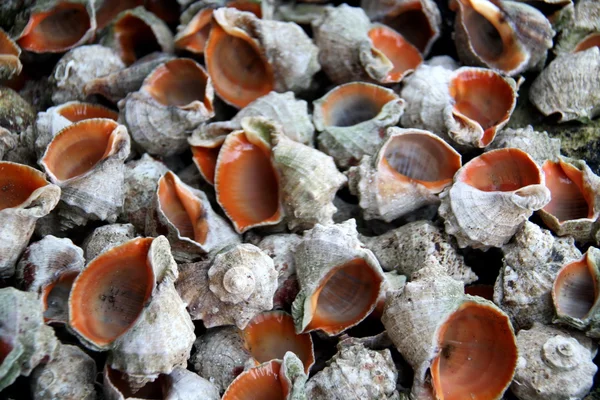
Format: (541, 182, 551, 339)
(488, 125, 560, 165)
(0, 127, 18, 161)
(0, 28, 22, 80)
(347, 127, 461, 222)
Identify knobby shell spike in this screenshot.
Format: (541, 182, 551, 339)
(205, 7, 320, 108)
(82, 223, 136, 262)
(119, 58, 214, 157)
(487, 125, 560, 165)
(145, 171, 240, 262)
(0, 288, 59, 391)
(452, 0, 554, 76)
(0, 161, 60, 278)
(313, 82, 405, 168)
(291, 220, 385, 335)
(347, 127, 461, 221)
(511, 322, 597, 400)
(0, 28, 21, 80)
(539, 158, 600, 242)
(439, 148, 551, 249)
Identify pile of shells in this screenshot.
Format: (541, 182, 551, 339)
(2, 0, 600, 399)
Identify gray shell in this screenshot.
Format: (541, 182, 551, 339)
(0, 127, 18, 160)
(0, 27, 21, 80)
(82, 224, 137, 262)
(554, 0, 600, 54)
(488, 125, 561, 165)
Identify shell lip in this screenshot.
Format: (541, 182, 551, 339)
(367, 24, 423, 83)
(191, 144, 222, 185)
(174, 8, 213, 54)
(0, 161, 53, 211)
(41, 270, 80, 324)
(55, 102, 119, 123)
(574, 33, 600, 53)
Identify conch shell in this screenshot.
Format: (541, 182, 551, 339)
(439, 148, 551, 249)
(0, 27, 22, 80)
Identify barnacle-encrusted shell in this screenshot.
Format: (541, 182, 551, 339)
(49, 45, 125, 105)
(30, 344, 96, 400)
(439, 148, 551, 249)
(82, 223, 136, 262)
(511, 322, 597, 400)
(0, 288, 59, 391)
(487, 125, 561, 165)
(0, 27, 21, 80)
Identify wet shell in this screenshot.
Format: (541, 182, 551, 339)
(0, 27, 22, 80)
(82, 223, 136, 262)
(439, 148, 551, 249)
(313, 82, 406, 168)
(487, 125, 561, 165)
(0, 161, 60, 278)
(347, 127, 461, 221)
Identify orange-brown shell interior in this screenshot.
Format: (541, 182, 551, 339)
(305, 258, 382, 335)
(42, 118, 120, 181)
(114, 13, 162, 65)
(95, 0, 143, 30)
(158, 172, 209, 244)
(368, 25, 422, 82)
(242, 311, 315, 373)
(69, 238, 155, 347)
(215, 131, 280, 232)
(222, 360, 287, 400)
(542, 160, 594, 222)
(191, 144, 221, 185)
(144, 0, 181, 25)
(459, 149, 541, 192)
(17, 2, 91, 53)
(42, 270, 79, 323)
(464, 284, 494, 301)
(58, 103, 119, 122)
(553, 255, 598, 319)
(0, 162, 49, 210)
(382, 0, 433, 53)
(0, 30, 19, 57)
(449, 69, 515, 146)
(575, 33, 600, 53)
(174, 8, 213, 54)
(431, 301, 517, 400)
(205, 22, 273, 108)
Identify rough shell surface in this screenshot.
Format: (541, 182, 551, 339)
(82, 223, 136, 262)
(0, 27, 22, 80)
(0, 86, 36, 133)
(488, 125, 561, 165)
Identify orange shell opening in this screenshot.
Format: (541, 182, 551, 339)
(42, 118, 120, 181)
(431, 302, 517, 400)
(114, 13, 162, 65)
(69, 238, 155, 347)
(459, 148, 541, 192)
(242, 311, 315, 374)
(42, 271, 79, 323)
(215, 131, 280, 232)
(449, 69, 515, 146)
(95, 0, 143, 30)
(222, 360, 287, 400)
(542, 160, 594, 222)
(158, 172, 209, 244)
(57, 103, 119, 122)
(380, 132, 461, 192)
(553, 254, 598, 319)
(174, 8, 213, 54)
(320, 83, 398, 127)
(575, 33, 600, 53)
(144, 59, 212, 110)
(0, 162, 49, 210)
(17, 2, 91, 53)
(382, 0, 434, 53)
(305, 258, 382, 335)
(191, 144, 221, 185)
(368, 25, 422, 83)
(0, 30, 19, 57)
(205, 22, 274, 108)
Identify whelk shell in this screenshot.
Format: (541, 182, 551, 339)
(0, 27, 21, 80)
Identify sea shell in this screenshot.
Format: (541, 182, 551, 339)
(511, 322, 597, 400)
(205, 7, 320, 108)
(439, 148, 551, 249)
(145, 171, 240, 262)
(517, 0, 574, 30)
(382, 260, 518, 400)
(30, 344, 96, 400)
(452, 0, 554, 76)
(539, 158, 600, 242)
(40, 119, 130, 227)
(0, 86, 36, 133)
(554, 0, 600, 54)
(0, 161, 60, 278)
(313, 82, 405, 168)
(82, 223, 136, 262)
(361, 0, 442, 55)
(49, 45, 126, 105)
(493, 221, 582, 330)
(119, 58, 214, 157)
(487, 125, 561, 165)
(176, 243, 277, 329)
(0, 127, 18, 160)
(0, 27, 22, 80)
(305, 338, 399, 400)
(360, 220, 477, 284)
(0, 287, 59, 391)
(291, 220, 385, 335)
(347, 127, 461, 221)
(530, 47, 600, 123)
(101, 6, 174, 66)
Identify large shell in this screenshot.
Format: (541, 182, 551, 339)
(291, 220, 385, 335)
(0, 27, 21, 80)
(314, 82, 405, 168)
(347, 127, 461, 221)
(439, 148, 551, 249)
(0, 161, 60, 278)
(0, 86, 38, 133)
(554, 0, 600, 54)
(453, 0, 554, 76)
(487, 125, 561, 165)
(511, 322, 597, 400)
(205, 7, 320, 108)
(0, 288, 59, 391)
(82, 223, 137, 262)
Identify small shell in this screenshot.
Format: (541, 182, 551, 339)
(487, 125, 561, 165)
(291, 220, 385, 335)
(313, 82, 406, 168)
(119, 58, 214, 157)
(439, 148, 551, 249)
(347, 127, 461, 221)
(453, 0, 554, 76)
(0, 287, 59, 391)
(0, 86, 36, 133)
(30, 344, 97, 400)
(554, 0, 600, 54)
(0, 161, 60, 278)
(0, 127, 18, 160)
(205, 7, 320, 108)
(0, 27, 22, 80)
(145, 171, 240, 262)
(82, 223, 137, 262)
(49, 45, 126, 105)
